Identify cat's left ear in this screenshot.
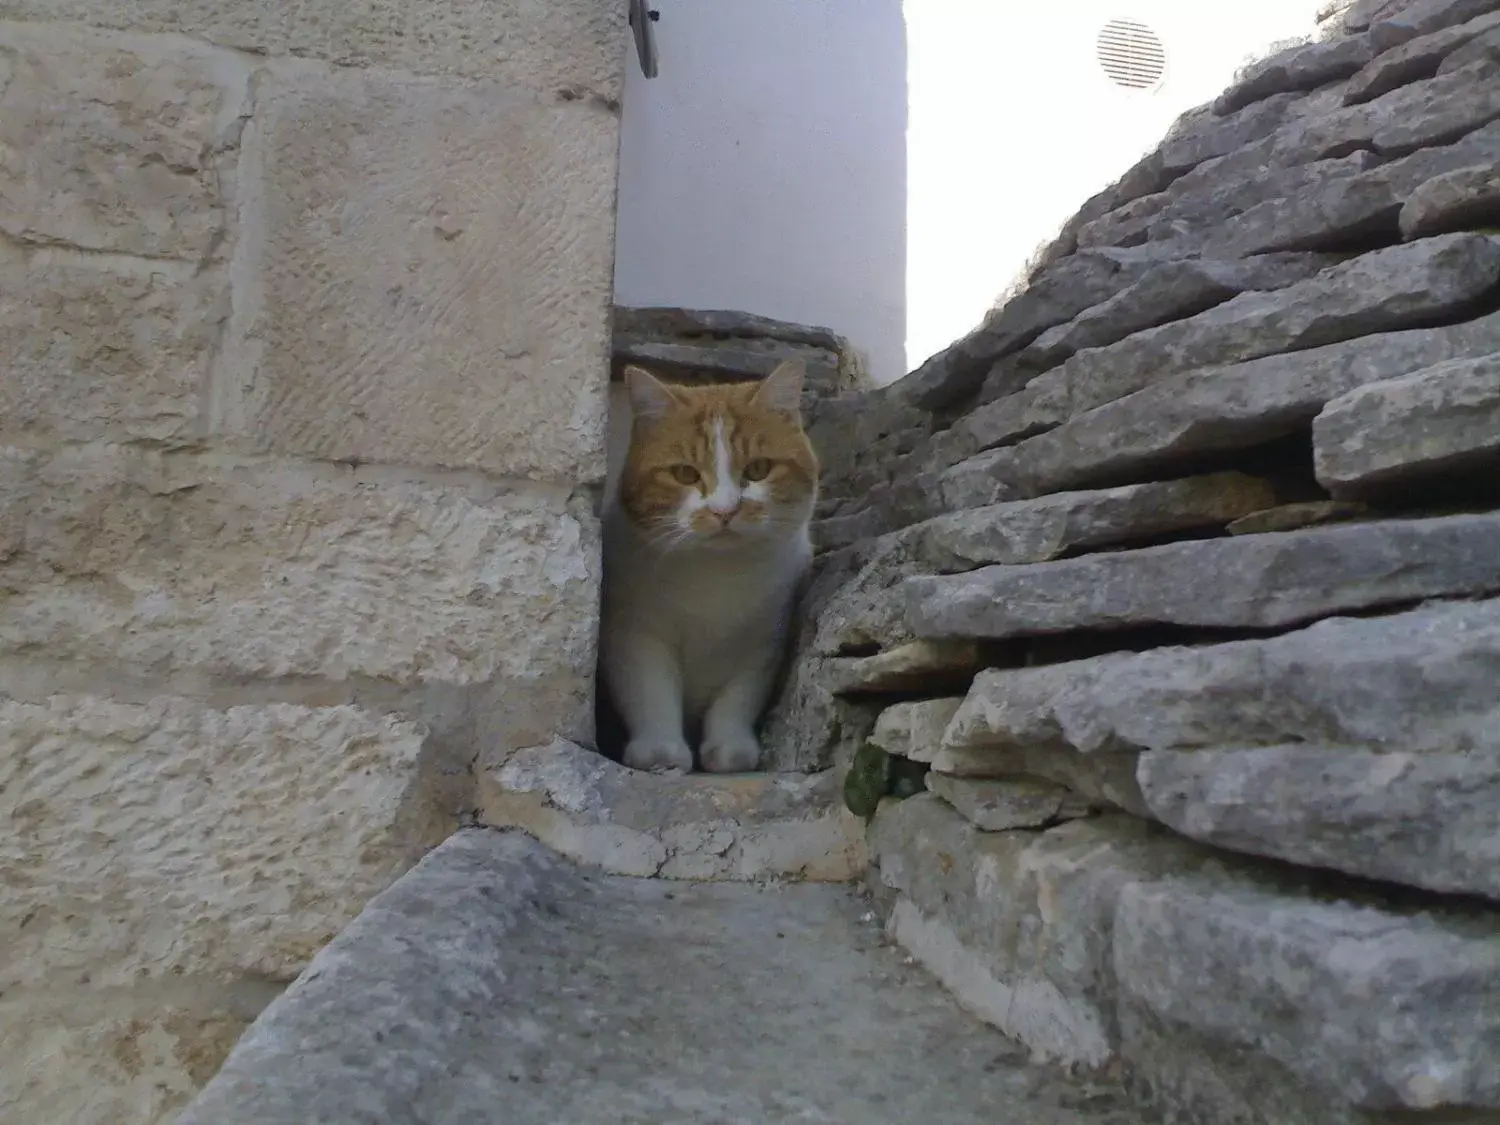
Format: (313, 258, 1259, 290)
(624, 365, 682, 422)
(750, 358, 805, 416)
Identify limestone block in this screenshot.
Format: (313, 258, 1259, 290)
(823, 640, 986, 695)
(0, 0, 628, 93)
(1005, 308, 1500, 496)
(217, 62, 619, 482)
(1225, 500, 1370, 534)
(477, 740, 866, 881)
(924, 773, 1093, 831)
(869, 796, 1208, 1067)
(0, 993, 257, 1125)
(1114, 874, 1500, 1112)
(759, 654, 880, 774)
(1313, 353, 1500, 491)
(1213, 34, 1374, 115)
(0, 447, 597, 709)
(934, 448, 1025, 512)
(1212, 119, 1500, 255)
(1139, 745, 1500, 899)
(1400, 160, 1500, 238)
(1016, 255, 1329, 370)
(974, 233, 1500, 443)
(1368, 0, 1500, 50)
(946, 597, 1500, 758)
(868, 698, 964, 762)
(0, 246, 224, 445)
(908, 512, 1500, 641)
(0, 694, 442, 988)
(1344, 8, 1500, 101)
(918, 473, 1276, 568)
(1157, 93, 1302, 177)
(928, 745, 1150, 817)
(0, 24, 250, 259)
(890, 247, 1177, 412)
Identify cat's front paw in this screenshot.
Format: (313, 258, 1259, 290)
(700, 731, 763, 774)
(623, 736, 694, 773)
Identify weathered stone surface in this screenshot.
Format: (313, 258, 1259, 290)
(1140, 744, 1500, 898)
(929, 745, 1150, 818)
(1214, 34, 1374, 115)
(476, 739, 865, 881)
(181, 828, 1144, 1125)
(925, 772, 1093, 831)
(1225, 500, 1370, 534)
(1368, 0, 1500, 50)
(971, 234, 1500, 445)
(1345, 7, 1500, 101)
(1401, 160, 1500, 237)
(1114, 874, 1500, 1112)
(217, 62, 618, 482)
(1314, 353, 1500, 492)
(870, 796, 1209, 1067)
(1009, 309, 1500, 495)
(0, 25, 250, 260)
(944, 597, 1500, 759)
(1159, 94, 1303, 177)
(1018, 256, 1328, 369)
(1, 991, 264, 1125)
(919, 473, 1277, 569)
(0, 448, 597, 713)
(760, 654, 881, 773)
(1079, 153, 1378, 251)
(869, 698, 963, 762)
(0, 0, 628, 93)
(824, 640, 986, 695)
(1212, 120, 1500, 254)
(934, 448, 1026, 512)
(0, 694, 443, 988)
(907, 513, 1500, 640)
(0, 244, 225, 446)
(892, 247, 1181, 412)
(812, 530, 928, 655)
(1440, 17, 1500, 67)
(1366, 57, 1500, 153)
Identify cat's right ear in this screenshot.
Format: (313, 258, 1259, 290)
(624, 366, 681, 423)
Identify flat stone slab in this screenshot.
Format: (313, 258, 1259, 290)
(1213, 33, 1374, 114)
(1344, 8, 1500, 102)
(179, 829, 1151, 1125)
(1314, 352, 1500, 492)
(477, 739, 866, 882)
(1006, 308, 1500, 496)
(869, 698, 964, 763)
(925, 772, 1094, 830)
(1401, 160, 1500, 237)
(873, 796, 1500, 1122)
(964, 233, 1500, 447)
(906, 513, 1500, 640)
(1225, 500, 1371, 534)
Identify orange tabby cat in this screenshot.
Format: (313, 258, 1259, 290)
(600, 359, 819, 772)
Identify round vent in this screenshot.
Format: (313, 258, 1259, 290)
(1096, 19, 1167, 90)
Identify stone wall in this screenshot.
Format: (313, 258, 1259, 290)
(0, 2, 625, 1121)
(766, 0, 1500, 1119)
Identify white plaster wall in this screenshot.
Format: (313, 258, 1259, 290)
(905, 0, 1328, 371)
(612, 0, 908, 385)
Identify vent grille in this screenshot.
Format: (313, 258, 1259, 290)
(1096, 19, 1167, 90)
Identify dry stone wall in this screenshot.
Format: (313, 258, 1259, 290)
(768, 0, 1500, 1120)
(0, 3, 625, 1121)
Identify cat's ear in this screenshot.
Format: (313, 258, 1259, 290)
(750, 358, 805, 416)
(624, 366, 682, 422)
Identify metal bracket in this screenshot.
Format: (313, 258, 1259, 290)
(629, 0, 660, 78)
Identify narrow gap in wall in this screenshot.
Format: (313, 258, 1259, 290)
(1055, 428, 1318, 495)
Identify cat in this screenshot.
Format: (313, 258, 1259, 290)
(600, 358, 819, 773)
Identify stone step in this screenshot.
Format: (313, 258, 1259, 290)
(177, 829, 1152, 1125)
(869, 794, 1500, 1124)
(937, 596, 1500, 898)
(905, 511, 1500, 641)
(476, 738, 866, 882)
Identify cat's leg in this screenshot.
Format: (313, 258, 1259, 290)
(605, 630, 694, 772)
(699, 655, 778, 774)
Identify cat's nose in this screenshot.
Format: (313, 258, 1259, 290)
(709, 503, 739, 526)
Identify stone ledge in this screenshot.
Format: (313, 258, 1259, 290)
(476, 739, 866, 881)
(906, 512, 1500, 641)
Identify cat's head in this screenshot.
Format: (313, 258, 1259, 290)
(618, 359, 819, 551)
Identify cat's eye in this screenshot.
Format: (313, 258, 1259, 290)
(743, 458, 773, 482)
(669, 464, 701, 485)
